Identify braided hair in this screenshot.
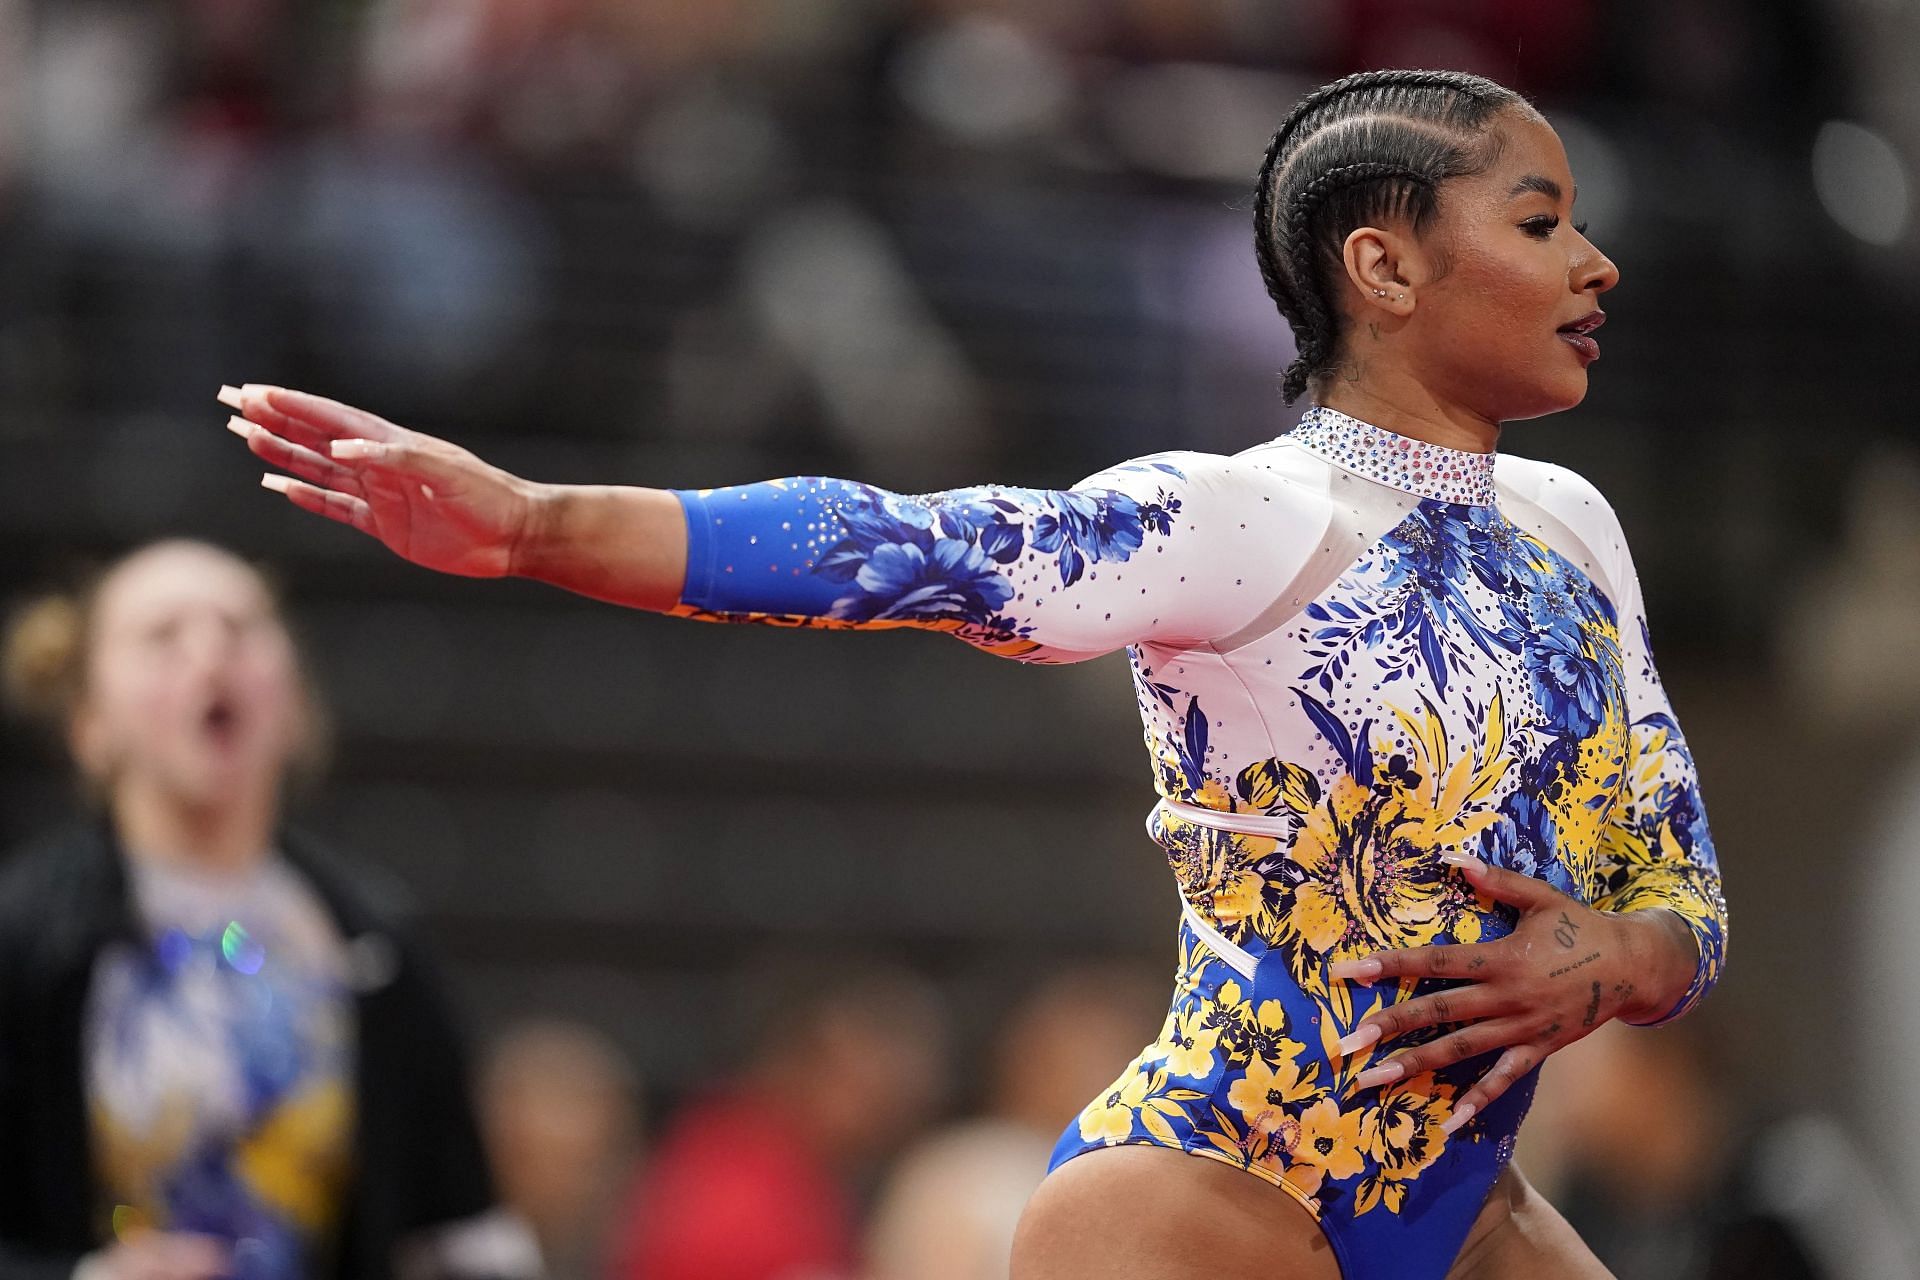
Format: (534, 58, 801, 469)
(1253, 69, 1530, 404)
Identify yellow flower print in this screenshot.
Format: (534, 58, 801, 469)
(1264, 694, 1509, 964)
(1155, 811, 1273, 940)
(1294, 1095, 1367, 1183)
(1227, 1054, 1319, 1137)
(1162, 1005, 1223, 1080)
(1239, 997, 1312, 1072)
(1077, 1057, 1155, 1146)
(1352, 1073, 1456, 1214)
(1253, 1093, 1369, 1199)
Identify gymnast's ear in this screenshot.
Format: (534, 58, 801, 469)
(1340, 224, 1423, 318)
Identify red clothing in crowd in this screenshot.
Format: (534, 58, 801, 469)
(609, 1092, 857, 1280)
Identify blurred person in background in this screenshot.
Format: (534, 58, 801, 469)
(479, 1022, 639, 1280)
(0, 540, 540, 1280)
(863, 966, 1160, 1280)
(606, 962, 948, 1280)
(1523, 1019, 1915, 1280)
(225, 64, 1727, 1280)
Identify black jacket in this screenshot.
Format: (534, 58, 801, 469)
(0, 819, 500, 1280)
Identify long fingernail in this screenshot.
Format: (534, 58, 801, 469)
(225, 416, 252, 440)
(1439, 851, 1484, 871)
(331, 439, 380, 460)
(1354, 1060, 1405, 1090)
(1441, 1102, 1477, 1135)
(218, 385, 244, 409)
(1335, 1023, 1381, 1056)
(261, 474, 291, 493)
(1329, 957, 1381, 984)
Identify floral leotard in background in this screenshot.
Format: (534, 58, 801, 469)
(669, 406, 1727, 1280)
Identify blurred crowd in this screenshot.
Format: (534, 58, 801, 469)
(5, 0, 1920, 1278)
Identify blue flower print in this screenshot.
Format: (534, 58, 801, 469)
(1140, 488, 1183, 536)
(808, 476, 1174, 626)
(1030, 490, 1148, 587)
(1525, 618, 1610, 739)
(832, 538, 1014, 623)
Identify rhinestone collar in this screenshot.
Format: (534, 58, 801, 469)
(1287, 405, 1498, 507)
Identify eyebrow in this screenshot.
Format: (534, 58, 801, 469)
(1508, 174, 1574, 202)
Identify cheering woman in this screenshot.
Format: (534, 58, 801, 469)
(223, 69, 1726, 1280)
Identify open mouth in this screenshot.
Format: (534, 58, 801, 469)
(1556, 310, 1605, 359)
(201, 697, 242, 749)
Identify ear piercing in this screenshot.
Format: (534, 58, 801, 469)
(1371, 289, 1406, 300)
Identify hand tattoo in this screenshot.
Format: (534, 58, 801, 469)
(1547, 950, 1601, 978)
(1554, 911, 1581, 949)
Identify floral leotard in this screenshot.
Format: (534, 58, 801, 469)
(669, 406, 1727, 1280)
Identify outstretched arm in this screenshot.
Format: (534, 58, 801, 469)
(224, 385, 689, 609)
(225, 384, 1286, 660)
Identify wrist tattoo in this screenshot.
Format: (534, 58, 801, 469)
(1582, 980, 1603, 1027)
(1547, 950, 1601, 978)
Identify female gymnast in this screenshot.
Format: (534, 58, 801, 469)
(222, 69, 1726, 1280)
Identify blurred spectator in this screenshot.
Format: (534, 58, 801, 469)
(862, 965, 1160, 1280)
(0, 540, 539, 1280)
(1523, 1019, 1917, 1280)
(480, 1022, 639, 1280)
(608, 961, 948, 1280)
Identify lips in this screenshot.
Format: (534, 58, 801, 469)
(1557, 309, 1605, 360)
(1557, 310, 1606, 336)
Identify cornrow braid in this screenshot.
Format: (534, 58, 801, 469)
(1252, 69, 1529, 404)
(1279, 161, 1433, 402)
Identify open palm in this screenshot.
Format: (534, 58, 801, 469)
(223, 385, 533, 577)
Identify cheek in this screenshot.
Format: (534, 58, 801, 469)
(79, 667, 188, 774)
(238, 643, 306, 738)
(1427, 253, 1569, 374)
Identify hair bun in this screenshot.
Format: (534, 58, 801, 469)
(2, 594, 85, 726)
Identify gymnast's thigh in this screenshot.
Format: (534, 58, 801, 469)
(1444, 1165, 1616, 1280)
(1010, 1145, 1343, 1280)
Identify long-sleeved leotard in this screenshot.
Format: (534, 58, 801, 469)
(670, 406, 1726, 1280)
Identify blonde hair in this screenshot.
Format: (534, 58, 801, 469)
(3, 587, 96, 733)
(2, 541, 331, 786)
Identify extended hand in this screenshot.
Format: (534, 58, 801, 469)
(222, 384, 537, 578)
(1326, 851, 1698, 1135)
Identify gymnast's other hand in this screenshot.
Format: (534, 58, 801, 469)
(1324, 852, 1699, 1136)
(221, 384, 687, 609)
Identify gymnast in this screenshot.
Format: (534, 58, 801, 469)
(223, 68, 1725, 1280)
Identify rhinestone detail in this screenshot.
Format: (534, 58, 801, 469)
(1287, 405, 1498, 507)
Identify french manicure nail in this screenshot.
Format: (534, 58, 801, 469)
(217, 385, 244, 410)
(331, 439, 377, 459)
(1353, 1061, 1405, 1090)
(1335, 1023, 1381, 1056)
(1439, 851, 1482, 870)
(1329, 957, 1382, 984)
(225, 416, 252, 439)
(1441, 1103, 1477, 1134)
(260, 475, 291, 493)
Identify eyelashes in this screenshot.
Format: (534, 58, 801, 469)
(1522, 216, 1591, 239)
